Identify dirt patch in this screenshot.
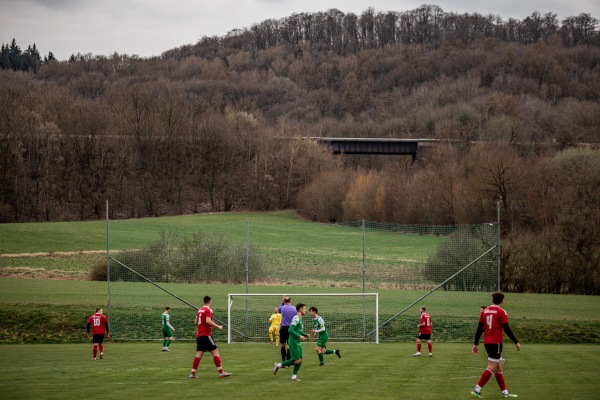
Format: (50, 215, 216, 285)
(0, 267, 90, 280)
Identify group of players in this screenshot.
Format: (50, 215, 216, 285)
(269, 296, 341, 381)
(86, 291, 520, 397)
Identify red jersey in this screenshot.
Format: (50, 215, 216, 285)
(419, 313, 432, 334)
(88, 313, 108, 335)
(479, 305, 509, 344)
(196, 306, 214, 337)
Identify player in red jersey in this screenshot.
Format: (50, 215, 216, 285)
(189, 295, 232, 379)
(86, 307, 110, 360)
(413, 306, 433, 357)
(471, 291, 520, 398)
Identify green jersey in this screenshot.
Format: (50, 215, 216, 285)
(162, 312, 173, 330)
(312, 316, 328, 338)
(288, 315, 307, 345)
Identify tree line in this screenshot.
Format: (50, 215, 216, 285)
(167, 6, 599, 60)
(0, 39, 55, 73)
(0, 5, 599, 294)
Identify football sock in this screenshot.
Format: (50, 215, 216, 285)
(495, 371, 507, 391)
(99, 344, 104, 353)
(477, 368, 494, 388)
(293, 363, 301, 375)
(282, 359, 294, 367)
(318, 353, 324, 363)
(93, 345, 98, 358)
(417, 343, 422, 352)
(325, 349, 334, 354)
(162, 339, 167, 347)
(428, 343, 432, 353)
(166, 339, 171, 347)
(281, 346, 287, 362)
(213, 356, 223, 373)
(192, 356, 200, 371)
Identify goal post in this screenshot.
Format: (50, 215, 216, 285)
(227, 293, 379, 344)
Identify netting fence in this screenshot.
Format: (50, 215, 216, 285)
(106, 208, 499, 343)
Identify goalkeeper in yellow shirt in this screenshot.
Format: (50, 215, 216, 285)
(268, 307, 282, 346)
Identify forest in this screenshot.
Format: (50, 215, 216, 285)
(0, 5, 599, 294)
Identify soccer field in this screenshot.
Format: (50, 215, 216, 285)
(1, 342, 598, 400)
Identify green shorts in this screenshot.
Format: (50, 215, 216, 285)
(162, 327, 173, 337)
(316, 332, 329, 348)
(288, 341, 303, 360)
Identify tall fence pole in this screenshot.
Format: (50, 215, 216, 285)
(497, 201, 501, 291)
(362, 220, 366, 293)
(245, 221, 249, 335)
(106, 200, 111, 328)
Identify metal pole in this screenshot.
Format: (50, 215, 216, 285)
(497, 201, 501, 291)
(245, 221, 249, 294)
(245, 221, 249, 336)
(106, 200, 111, 327)
(362, 220, 366, 339)
(362, 220, 366, 293)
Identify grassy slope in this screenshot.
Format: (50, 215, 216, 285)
(0, 342, 598, 400)
(0, 211, 305, 254)
(1, 211, 599, 344)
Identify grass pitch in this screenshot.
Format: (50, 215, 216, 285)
(0, 342, 598, 400)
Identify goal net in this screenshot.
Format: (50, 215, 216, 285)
(227, 293, 379, 344)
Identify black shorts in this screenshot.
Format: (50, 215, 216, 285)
(484, 343, 503, 361)
(92, 334, 105, 344)
(279, 326, 290, 344)
(417, 333, 431, 340)
(196, 335, 218, 352)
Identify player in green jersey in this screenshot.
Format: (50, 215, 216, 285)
(161, 306, 176, 351)
(273, 303, 309, 381)
(308, 306, 341, 366)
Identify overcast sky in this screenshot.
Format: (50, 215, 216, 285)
(1, 0, 598, 60)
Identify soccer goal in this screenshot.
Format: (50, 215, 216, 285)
(227, 293, 379, 344)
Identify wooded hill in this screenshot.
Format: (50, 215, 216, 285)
(1, 6, 599, 293)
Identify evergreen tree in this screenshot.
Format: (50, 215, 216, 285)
(0, 44, 9, 69)
(43, 51, 56, 63)
(8, 38, 22, 71)
(23, 43, 42, 72)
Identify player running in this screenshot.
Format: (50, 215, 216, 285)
(273, 303, 309, 381)
(308, 306, 341, 366)
(471, 291, 520, 398)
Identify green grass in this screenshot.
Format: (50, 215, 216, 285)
(0, 211, 446, 285)
(0, 342, 598, 399)
(1, 279, 599, 344)
(0, 211, 309, 254)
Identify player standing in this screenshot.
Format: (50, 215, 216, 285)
(273, 303, 309, 381)
(278, 296, 296, 363)
(189, 295, 232, 379)
(413, 306, 432, 357)
(308, 306, 341, 365)
(161, 306, 175, 352)
(471, 291, 520, 398)
(268, 307, 282, 346)
(87, 307, 110, 360)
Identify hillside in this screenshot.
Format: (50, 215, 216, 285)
(0, 6, 599, 294)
